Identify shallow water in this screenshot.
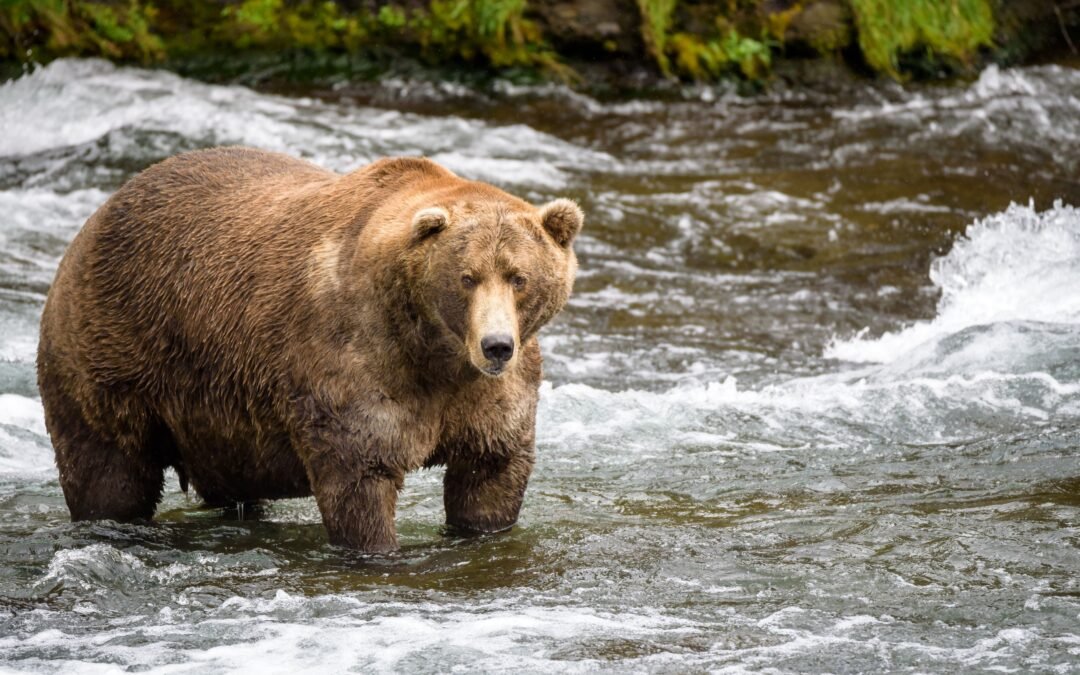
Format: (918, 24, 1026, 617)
(1, 59, 1079, 673)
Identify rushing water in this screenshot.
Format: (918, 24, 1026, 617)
(1, 58, 1079, 673)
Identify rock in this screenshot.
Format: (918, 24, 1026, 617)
(528, 0, 642, 56)
(784, 0, 852, 55)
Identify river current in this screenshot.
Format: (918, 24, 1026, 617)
(0, 59, 1078, 673)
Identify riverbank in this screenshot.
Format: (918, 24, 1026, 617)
(2, 1, 1079, 91)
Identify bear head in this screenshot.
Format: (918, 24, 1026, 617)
(406, 185, 583, 378)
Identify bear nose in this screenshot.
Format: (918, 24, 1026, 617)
(481, 334, 515, 364)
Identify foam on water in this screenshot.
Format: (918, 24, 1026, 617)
(4, 569, 1066, 674)
(6, 540, 1067, 675)
(5, 558, 704, 673)
(0, 59, 609, 189)
(832, 65, 1080, 165)
(539, 201, 1080, 453)
(539, 368, 1080, 455)
(827, 201, 1080, 364)
(0, 188, 107, 284)
(0, 394, 46, 436)
(0, 394, 51, 476)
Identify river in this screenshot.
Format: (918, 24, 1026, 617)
(0, 58, 1078, 673)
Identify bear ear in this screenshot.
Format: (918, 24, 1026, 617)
(412, 206, 448, 241)
(539, 198, 584, 248)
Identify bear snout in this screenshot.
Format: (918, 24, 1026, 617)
(471, 331, 518, 376)
(466, 282, 519, 376)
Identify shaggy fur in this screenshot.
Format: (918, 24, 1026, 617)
(37, 147, 583, 552)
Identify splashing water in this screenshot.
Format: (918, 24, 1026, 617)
(828, 201, 1080, 364)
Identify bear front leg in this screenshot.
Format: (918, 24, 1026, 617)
(291, 396, 409, 553)
(444, 445, 535, 534)
(307, 451, 403, 552)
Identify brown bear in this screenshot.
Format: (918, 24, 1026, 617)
(36, 147, 583, 552)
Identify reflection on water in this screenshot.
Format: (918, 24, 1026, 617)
(0, 59, 1079, 672)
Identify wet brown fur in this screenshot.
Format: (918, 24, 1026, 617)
(37, 147, 583, 552)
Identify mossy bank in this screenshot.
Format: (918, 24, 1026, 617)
(2, 0, 1079, 90)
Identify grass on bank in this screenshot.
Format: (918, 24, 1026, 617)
(849, 0, 995, 77)
(0, 0, 163, 62)
(0, 0, 1006, 83)
(1, 0, 561, 73)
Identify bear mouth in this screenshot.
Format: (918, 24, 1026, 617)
(479, 363, 508, 377)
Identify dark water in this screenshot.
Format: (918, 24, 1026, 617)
(0, 59, 1078, 673)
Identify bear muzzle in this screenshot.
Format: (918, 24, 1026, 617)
(468, 284, 519, 377)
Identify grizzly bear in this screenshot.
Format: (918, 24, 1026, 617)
(37, 147, 583, 552)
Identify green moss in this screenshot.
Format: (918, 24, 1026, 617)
(636, 0, 677, 76)
(211, 0, 365, 53)
(0, 0, 561, 76)
(376, 4, 406, 30)
(1, 0, 163, 62)
(657, 0, 994, 81)
(413, 0, 537, 67)
(849, 0, 995, 77)
(656, 3, 772, 82)
(670, 29, 771, 81)
(0, 0, 1037, 86)
(219, 0, 282, 49)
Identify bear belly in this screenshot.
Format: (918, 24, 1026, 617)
(172, 423, 311, 506)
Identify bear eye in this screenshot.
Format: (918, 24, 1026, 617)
(461, 274, 477, 290)
(510, 274, 527, 291)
